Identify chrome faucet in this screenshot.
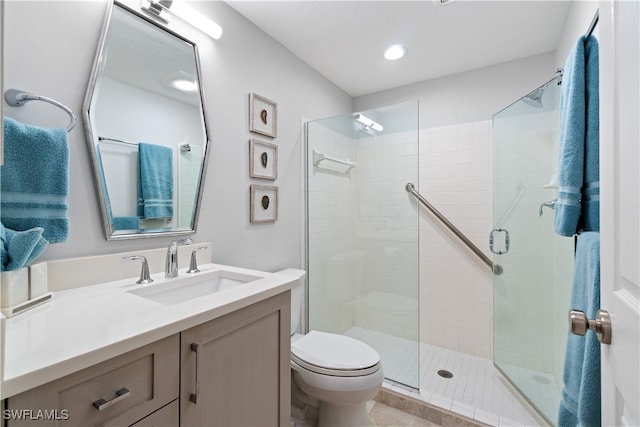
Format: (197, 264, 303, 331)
(165, 238, 193, 278)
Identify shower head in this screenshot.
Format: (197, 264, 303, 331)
(523, 87, 544, 108)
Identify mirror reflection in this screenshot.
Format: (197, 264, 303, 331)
(83, 1, 210, 240)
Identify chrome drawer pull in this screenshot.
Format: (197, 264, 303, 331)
(190, 343, 200, 404)
(93, 387, 130, 411)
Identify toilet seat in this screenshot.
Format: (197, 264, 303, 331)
(291, 331, 381, 377)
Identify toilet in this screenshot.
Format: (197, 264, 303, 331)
(277, 269, 384, 427)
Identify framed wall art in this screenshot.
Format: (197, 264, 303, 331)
(249, 139, 278, 180)
(250, 185, 278, 223)
(249, 93, 277, 138)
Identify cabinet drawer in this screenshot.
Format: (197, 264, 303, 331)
(7, 335, 179, 427)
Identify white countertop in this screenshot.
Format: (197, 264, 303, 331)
(1, 263, 296, 399)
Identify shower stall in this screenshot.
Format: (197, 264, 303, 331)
(492, 74, 574, 424)
(305, 101, 420, 389)
(305, 75, 572, 425)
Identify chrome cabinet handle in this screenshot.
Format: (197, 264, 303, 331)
(190, 343, 200, 404)
(489, 228, 510, 255)
(93, 387, 130, 411)
(569, 309, 612, 345)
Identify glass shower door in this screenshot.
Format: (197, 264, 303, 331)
(306, 101, 420, 388)
(492, 76, 574, 424)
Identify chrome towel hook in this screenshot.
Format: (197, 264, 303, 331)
(4, 88, 77, 132)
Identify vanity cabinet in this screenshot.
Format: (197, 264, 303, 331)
(5, 335, 179, 427)
(4, 291, 291, 427)
(180, 292, 291, 427)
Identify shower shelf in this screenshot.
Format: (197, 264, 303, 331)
(312, 149, 355, 172)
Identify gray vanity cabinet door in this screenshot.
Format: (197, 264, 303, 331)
(180, 292, 291, 427)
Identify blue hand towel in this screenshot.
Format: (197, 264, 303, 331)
(113, 216, 140, 231)
(555, 35, 600, 236)
(0, 222, 49, 271)
(2, 117, 69, 243)
(137, 143, 173, 219)
(558, 232, 601, 427)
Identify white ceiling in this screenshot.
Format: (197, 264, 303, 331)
(226, 0, 572, 97)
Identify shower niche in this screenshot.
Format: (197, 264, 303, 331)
(305, 101, 420, 389)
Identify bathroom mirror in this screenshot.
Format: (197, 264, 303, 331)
(83, 0, 210, 240)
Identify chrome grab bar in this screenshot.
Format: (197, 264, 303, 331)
(405, 182, 503, 275)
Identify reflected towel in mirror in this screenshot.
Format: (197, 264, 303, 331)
(137, 142, 173, 219)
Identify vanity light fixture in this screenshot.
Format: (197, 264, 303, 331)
(384, 44, 407, 61)
(354, 113, 384, 132)
(141, 0, 223, 40)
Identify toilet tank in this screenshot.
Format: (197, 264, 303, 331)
(274, 268, 306, 335)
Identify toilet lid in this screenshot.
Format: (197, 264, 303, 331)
(291, 331, 380, 374)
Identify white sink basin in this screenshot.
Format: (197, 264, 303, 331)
(127, 270, 263, 305)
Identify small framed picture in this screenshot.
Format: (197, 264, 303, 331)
(249, 139, 278, 180)
(250, 185, 278, 223)
(249, 93, 277, 138)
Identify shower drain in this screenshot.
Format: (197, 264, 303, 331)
(437, 369, 453, 379)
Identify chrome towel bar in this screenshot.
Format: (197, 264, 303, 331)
(4, 89, 77, 132)
(406, 182, 503, 275)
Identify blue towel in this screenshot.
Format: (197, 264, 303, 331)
(0, 222, 49, 271)
(1, 117, 69, 243)
(113, 216, 140, 231)
(559, 232, 601, 427)
(137, 143, 173, 219)
(555, 35, 600, 236)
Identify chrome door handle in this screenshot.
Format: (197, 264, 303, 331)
(569, 309, 612, 345)
(190, 343, 200, 404)
(489, 228, 510, 255)
(93, 387, 131, 411)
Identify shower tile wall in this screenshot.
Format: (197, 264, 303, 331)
(307, 124, 358, 334)
(307, 122, 419, 339)
(419, 121, 494, 359)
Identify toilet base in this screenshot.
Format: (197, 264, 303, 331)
(318, 401, 369, 427)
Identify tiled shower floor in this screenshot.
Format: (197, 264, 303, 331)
(345, 327, 546, 426)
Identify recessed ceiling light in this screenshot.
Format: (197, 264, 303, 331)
(384, 44, 406, 61)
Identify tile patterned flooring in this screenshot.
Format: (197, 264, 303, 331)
(346, 327, 547, 426)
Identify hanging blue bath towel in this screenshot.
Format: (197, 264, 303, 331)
(137, 142, 173, 219)
(555, 35, 599, 236)
(1, 117, 69, 243)
(559, 232, 601, 427)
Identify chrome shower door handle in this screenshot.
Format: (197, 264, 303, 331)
(489, 228, 510, 255)
(569, 309, 612, 345)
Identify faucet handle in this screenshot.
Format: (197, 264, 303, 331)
(186, 247, 208, 274)
(123, 256, 154, 284)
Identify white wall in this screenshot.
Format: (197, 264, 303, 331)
(2, 1, 352, 273)
(355, 53, 557, 129)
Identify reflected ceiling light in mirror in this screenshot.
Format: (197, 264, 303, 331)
(141, 0, 223, 40)
(354, 113, 383, 132)
(170, 79, 197, 92)
(384, 44, 406, 60)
